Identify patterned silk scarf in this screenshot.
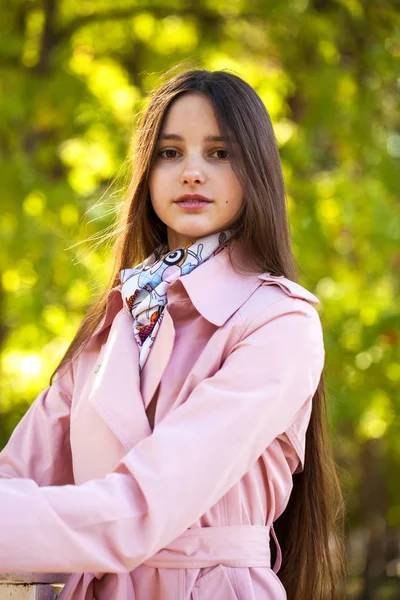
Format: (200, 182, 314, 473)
(119, 229, 232, 373)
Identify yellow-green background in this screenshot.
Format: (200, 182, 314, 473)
(0, 1, 399, 598)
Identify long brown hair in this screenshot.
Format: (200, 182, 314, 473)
(51, 65, 347, 599)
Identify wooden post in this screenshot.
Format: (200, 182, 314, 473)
(0, 574, 69, 600)
(0, 583, 56, 599)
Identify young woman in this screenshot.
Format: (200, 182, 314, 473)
(0, 68, 347, 599)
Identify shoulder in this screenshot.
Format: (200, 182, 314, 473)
(256, 273, 320, 306)
(237, 273, 323, 339)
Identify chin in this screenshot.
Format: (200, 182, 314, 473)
(174, 223, 214, 236)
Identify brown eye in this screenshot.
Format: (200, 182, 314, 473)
(159, 149, 180, 159)
(212, 149, 229, 160)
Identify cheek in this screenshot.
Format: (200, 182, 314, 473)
(149, 166, 171, 198)
(225, 169, 243, 196)
(228, 178, 244, 210)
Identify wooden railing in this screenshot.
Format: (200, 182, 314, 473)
(0, 573, 69, 599)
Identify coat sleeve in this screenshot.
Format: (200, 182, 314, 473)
(0, 362, 74, 486)
(0, 297, 325, 574)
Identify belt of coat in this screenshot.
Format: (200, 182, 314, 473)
(141, 524, 282, 573)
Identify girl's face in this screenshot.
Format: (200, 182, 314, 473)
(148, 92, 244, 251)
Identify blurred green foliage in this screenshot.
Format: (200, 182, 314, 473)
(0, 1, 399, 597)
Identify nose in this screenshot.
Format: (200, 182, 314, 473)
(180, 154, 206, 185)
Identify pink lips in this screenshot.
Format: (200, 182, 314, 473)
(176, 202, 211, 209)
(174, 194, 213, 210)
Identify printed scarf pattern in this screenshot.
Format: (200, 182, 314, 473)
(119, 230, 232, 373)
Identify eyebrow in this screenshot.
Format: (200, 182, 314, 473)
(158, 133, 225, 143)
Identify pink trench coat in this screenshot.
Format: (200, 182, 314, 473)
(0, 244, 325, 600)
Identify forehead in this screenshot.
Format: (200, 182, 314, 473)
(160, 92, 219, 134)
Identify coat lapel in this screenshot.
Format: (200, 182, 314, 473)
(86, 284, 177, 447)
(87, 290, 152, 449)
(139, 307, 176, 411)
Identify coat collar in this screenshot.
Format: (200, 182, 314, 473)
(168, 242, 263, 326)
(92, 242, 319, 339)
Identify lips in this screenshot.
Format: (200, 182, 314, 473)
(175, 194, 213, 203)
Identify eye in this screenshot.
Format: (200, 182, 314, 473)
(157, 148, 230, 160)
(158, 148, 180, 159)
(211, 148, 230, 160)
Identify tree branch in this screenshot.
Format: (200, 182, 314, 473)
(34, 0, 58, 74)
